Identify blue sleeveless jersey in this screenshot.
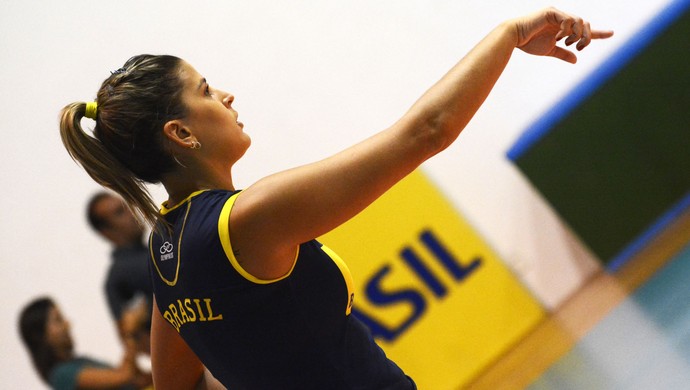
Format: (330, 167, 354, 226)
(149, 190, 414, 389)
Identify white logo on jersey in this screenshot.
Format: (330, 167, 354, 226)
(160, 241, 174, 261)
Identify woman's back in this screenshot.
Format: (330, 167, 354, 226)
(149, 190, 414, 389)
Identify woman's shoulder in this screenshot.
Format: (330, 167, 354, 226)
(199, 188, 242, 199)
(190, 189, 241, 212)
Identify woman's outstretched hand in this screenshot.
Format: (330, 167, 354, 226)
(513, 7, 614, 64)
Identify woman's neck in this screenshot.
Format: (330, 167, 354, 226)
(161, 167, 235, 206)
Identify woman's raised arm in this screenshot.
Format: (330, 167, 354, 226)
(230, 8, 613, 279)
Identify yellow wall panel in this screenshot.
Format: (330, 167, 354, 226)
(320, 170, 544, 389)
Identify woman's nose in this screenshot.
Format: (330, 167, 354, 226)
(222, 93, 234, 108)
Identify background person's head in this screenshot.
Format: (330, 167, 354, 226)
(18, 297, 74, 383)
(87, 192, 145, 247)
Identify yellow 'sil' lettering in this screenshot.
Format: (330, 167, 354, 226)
(184, 299, 197, 322)
(204, 298, 223, 321)
(193, 299, 207, 322)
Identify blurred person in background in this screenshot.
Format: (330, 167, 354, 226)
(87, 191, 152, 355)
(18, 296, 152, 390)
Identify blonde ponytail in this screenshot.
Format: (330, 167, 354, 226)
(59, 102, 161, 229)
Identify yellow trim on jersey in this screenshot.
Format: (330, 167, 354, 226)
(320, 244, 355, 316)
(150, 201, 193, 286)
(218, 191, 297, 284)
(160, 190, 209, 215)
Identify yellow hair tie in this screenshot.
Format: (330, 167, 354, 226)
(85, 101, 98, 120)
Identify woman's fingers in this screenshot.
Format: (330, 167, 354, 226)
(574, 25, 614, 51)
(550, 46, 578, 64)
(555, 16, 573, 41)
(562, 15, 613, 51)
(516, 7, 613, 63)
(576, 22, 592, 51)
(592, 29, 615, 39)
(564, 17, 584, 46)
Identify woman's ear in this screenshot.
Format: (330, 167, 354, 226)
(163, 120, 193, 148)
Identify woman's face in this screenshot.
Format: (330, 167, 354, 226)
(176, 61, 251, 167)
(45, 305, 73, 357)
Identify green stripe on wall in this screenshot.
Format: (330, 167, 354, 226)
(512, 4, 690, 264)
